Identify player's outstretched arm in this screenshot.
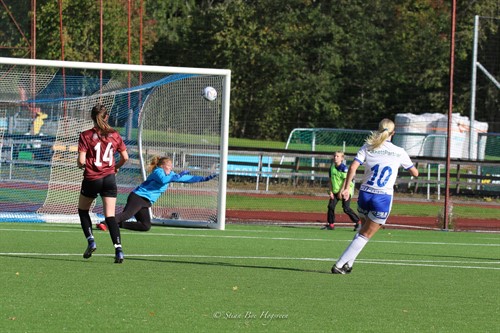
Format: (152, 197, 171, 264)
(202, 174, 218, 181)
(174, 173, 218, 184)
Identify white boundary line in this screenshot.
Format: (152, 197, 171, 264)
(1, 227, 499, 247)
(0, 253, 498, 270)
(1, 226, 498, 270)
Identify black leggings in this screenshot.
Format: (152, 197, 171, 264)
(327, 195, 360, 225)
(116, 192, 152, 231)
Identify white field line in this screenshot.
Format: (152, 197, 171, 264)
(0, 227, 499, 247)
(0, 252, 498, 270)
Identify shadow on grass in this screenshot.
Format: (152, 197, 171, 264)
(0, 254, 113, 264)
(0, 254, 333, 274)
(127, 257, 331, 274)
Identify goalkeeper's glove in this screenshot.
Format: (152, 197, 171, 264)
(203, 174, 218, 181)
(178, 170, 190, 177)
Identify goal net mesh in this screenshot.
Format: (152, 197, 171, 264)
(0, 60, 227, 228)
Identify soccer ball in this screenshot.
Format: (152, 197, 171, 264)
(202, 86, 217, 101)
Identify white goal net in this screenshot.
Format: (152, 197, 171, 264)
(0, 57, 230, 229)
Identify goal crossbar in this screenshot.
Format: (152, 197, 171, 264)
(0, 57, 231, 230)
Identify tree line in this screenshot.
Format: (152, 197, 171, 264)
(1, 0, 499, 140)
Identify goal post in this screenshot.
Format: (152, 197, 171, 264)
(469, 15, 499, 160)
(0, 57, 230, 230)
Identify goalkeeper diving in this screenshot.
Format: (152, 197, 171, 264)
(97, 156, 217, 232)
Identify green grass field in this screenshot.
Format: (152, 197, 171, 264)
(1, 222, 499, 332)
(226, 193, 500, 220)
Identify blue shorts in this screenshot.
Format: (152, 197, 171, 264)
(356, 190, 393, 225)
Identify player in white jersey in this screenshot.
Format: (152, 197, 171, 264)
(331, 118, 419, 274)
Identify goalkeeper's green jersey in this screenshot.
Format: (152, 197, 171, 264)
(329, 163, 354, 196)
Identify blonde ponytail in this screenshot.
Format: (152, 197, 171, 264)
(365, 118, 395, 150)
(148, 156, 172, 173)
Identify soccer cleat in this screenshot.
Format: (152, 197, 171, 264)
(321, 224, 335, 230)
(114, 248, 124, 264)
(96, 222, 108, 232)
(331, 263, 352, 274)
(83, 240, 96, 259)
(354, 222, 361, 232)
(331, 265, 346, 274)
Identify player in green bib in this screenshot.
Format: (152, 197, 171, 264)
(323, 151, 360, 231)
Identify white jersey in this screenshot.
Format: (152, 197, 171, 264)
(354, 141, 414, 195)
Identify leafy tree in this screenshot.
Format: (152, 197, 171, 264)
(152, 0, 347, 140)
(454, 1, 500, 132)
(33, 0, 161, 63)
(333, 0, 499, 131)
(3, 0, 499, 136)
(151, 0, 487, 139)
(0, 1, 42, 58)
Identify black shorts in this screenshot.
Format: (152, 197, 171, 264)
(80, 174, 117, 199)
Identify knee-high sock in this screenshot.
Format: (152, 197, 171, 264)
(106, 216, 121, 247)
(335, 233, 369, 268)
(78, 209, 93, 240)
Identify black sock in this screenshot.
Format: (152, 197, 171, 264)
(78, 209, 93, 239)
(106, 216, 121, 247)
